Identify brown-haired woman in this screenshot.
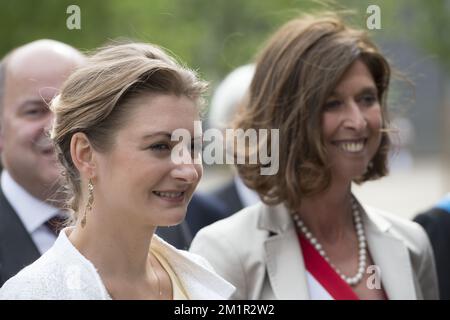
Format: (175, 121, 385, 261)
(190, 13, 438, 300)
(0, 42, 234, 299)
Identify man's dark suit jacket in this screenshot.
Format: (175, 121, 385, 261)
(414, 208, 450, 300)
(184, 193, 228, 239)
(212, 180, 244, 218)
(0, 186, 41, 287)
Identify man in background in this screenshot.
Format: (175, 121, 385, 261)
(415, 195, 450, 299)
(0, 40, 85, 286)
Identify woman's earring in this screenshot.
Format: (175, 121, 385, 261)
(81, 179, 94, 228)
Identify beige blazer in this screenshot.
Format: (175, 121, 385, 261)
(190, 199, 439, 300)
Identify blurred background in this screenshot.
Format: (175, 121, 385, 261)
(1, 0, 449, 219)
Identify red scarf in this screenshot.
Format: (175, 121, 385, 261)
(298, 233, 360, 300)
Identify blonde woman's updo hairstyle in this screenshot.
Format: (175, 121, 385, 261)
(50, 42, 207, 219)
(234, 13, 392, 212)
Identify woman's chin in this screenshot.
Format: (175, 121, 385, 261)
(158, 211, 187, 227)
(333, 167, 368, 183)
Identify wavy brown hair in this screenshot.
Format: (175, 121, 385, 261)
(234, 13, 391, 212)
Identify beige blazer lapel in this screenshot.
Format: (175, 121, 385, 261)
(260, 204, 309, 299)
(360, 202, 417, 300)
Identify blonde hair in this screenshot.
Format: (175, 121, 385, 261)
(50, 42, 207, 219)
(234, 13, 391, 212)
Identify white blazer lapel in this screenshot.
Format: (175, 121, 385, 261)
(361, 205, 417, 300)
(260, 204, 309, 299)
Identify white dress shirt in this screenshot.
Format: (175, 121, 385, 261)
(1, 170, 60, 254)
(305, 272, 334, 300)
(234, 175, 260, 207)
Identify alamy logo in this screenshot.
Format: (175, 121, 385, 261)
(366, 265, 382, 289)
(66, 5, 81, 30)
(366, 5, 381, 30)
(171, 121, 280, 175)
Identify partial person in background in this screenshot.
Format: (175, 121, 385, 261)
(0, 42, 234, 299)
(184, 193, 227, 239)
(155, 220, 193, 250)
(0, 40, 85, 286)
(414, 194, 450, 300)
(191, 13, 438, 300)
(207, 64, 259, 217)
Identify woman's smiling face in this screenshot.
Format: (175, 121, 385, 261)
(321, 59, 383, 182)
(93, 93, 203, 227)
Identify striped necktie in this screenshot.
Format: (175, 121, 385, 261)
(45, 215, 66, 236)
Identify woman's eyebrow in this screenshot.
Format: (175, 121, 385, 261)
(358, 86, 378, 94)
(328, 86, 378, 98)
(141, 132, 172, 140)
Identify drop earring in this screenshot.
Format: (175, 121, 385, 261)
(81, 179, 94, 228)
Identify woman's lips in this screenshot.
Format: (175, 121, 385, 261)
(331, 138, 367, 153)
(152, 190, 186, 203)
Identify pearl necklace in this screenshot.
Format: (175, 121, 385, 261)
(292, 198, 367, 286)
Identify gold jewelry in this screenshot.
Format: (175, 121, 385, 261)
(81, 179, 94, 228)
(149, 253, 163, 298)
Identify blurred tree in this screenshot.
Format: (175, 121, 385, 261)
(406, 0, 450, 190)
(1, 0, 448, 93)
(0, 0, 114, 52)
(0, 0, 321, 83)
(410, 0, 450, 72)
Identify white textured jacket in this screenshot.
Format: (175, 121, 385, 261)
(0, 227, 235, 300)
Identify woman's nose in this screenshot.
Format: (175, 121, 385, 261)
(344, 102, 367, 131)
(171, 163, 201, 184)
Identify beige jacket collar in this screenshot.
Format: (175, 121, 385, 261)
(358, 200, 417, 299)
(257, 198, 416, 299)
(258, 203, 309, 299)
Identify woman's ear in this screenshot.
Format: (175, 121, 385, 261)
(70, 132, 96, 178)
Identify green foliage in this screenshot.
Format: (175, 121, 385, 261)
(1, 0, 448, 84)
(0, 0, 321, 83)
(408, 0, 450, 72)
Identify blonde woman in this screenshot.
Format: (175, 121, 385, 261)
(0, 43, 234, 299)
(190, 14, 438, 300)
